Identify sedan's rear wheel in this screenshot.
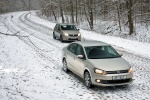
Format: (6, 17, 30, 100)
(63, 59, 69, 72)
(84, 71, 92, 88)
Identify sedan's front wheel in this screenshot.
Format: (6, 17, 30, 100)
(84, 71, 92, 88)
(63, 59, 69, 72)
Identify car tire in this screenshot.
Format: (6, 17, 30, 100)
(63, 59, 69, 72)
(53, 32, 56, 39)
(60, 35, 64, 42)
(84, 71, 92, 88)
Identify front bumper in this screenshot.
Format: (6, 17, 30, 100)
(63, 35, 81, 41)
(91, 73, 133, 86)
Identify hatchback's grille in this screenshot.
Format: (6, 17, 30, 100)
(106, 70, 128, 74)
(69, 34, 78, 37)
(101, 79, 131, 84)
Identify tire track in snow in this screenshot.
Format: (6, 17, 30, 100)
(17, 12, 109, 100)
(10, 12, 62, 69)
(3, 11, 150, 100)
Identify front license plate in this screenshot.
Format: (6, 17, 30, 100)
(112, 75, 127, 80)
(70, 37, 77, 39)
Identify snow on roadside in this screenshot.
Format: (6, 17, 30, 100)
(28, 11, 150, 59)
(0, 24, 70, 100)
(0, 33, 79, 100)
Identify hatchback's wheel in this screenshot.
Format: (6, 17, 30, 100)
(63, 59, 69, 72)
(53, 32, 56, 39)
(60, 35, 64, 42)
(84, 71, 92, 88)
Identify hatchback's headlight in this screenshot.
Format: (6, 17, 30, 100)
(64, 33, 69, 36)
(128, 67, 133, 73)
(78, 33, 81, 36)
(94, 68, 107, 75)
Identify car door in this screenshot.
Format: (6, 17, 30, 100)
(66, 43, 77, 72)
(74, 44, 86, 77)
(55, 24, 61, 37)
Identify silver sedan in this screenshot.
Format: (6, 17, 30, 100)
(62, 40, 133, 88)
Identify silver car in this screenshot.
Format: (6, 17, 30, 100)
(62, 40, 133, 88)
(53, 23, 81, 42)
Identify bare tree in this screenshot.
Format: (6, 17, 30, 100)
(126, 0, 134, 35)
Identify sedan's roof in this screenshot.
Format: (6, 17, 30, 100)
(73, 40, 110, 47)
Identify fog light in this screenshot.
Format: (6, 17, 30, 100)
(96, 79, 101, 83)
(132, 77, 135, 80)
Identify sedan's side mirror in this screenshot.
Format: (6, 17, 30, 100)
(77, 55, 84, 59)
(77, 29, 80, 31)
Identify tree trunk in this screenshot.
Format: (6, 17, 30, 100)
(60, 6, 64, 23)
(76, 0, 78, 23)
(52, 11, 57, 21)
(117, 1, 122, 32)
(89, 0, 94, 30)
(127, 0, 134, 35)
(70, 0, 74, 24)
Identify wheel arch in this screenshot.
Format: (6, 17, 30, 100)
(83, 68, 92, 80)
(62, 57, 66, 63)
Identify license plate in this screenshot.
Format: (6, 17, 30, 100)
(70, 37, 77, 39)
(112, 75, 127, 80)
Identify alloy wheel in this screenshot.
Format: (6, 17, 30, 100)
(63, 59, 69, 72)
(84, 71, 92, 88)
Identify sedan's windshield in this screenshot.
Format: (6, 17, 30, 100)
(61, 25, 77, 30)
(85, 46, 121, 59)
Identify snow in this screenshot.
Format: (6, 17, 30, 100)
(30, 12, 150, 59)
(0, 11, 150, 100)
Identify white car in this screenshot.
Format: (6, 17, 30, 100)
(53, 23, 81, 42)
(62, 40, 133, 88)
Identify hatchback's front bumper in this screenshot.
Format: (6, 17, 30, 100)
(63, 35, 81, 41)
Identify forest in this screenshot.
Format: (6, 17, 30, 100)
(0, 0, 150, 35)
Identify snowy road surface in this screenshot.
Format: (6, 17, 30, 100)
(0, 11, 150, 100)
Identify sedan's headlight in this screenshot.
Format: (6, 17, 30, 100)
(78, 33, 81, 36)
(94, 68, 107, 75)
(64, 33, 69, 36)
(128, 67, 133, 73)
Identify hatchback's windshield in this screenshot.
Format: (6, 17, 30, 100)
(61, 25, 77, 30)
(85, 46, 121, 59)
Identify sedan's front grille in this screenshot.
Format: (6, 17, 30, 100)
(106, 70, 128, 74)
(69, 34, 78, 37)
(101, 79, 132, 84)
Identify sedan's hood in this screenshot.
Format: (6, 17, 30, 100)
(62, 30, 79, 34)
(89, 58, 130, 71)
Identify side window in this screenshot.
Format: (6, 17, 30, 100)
(57, 24, 60, 31)
(67, 44, 77, 54)
(54, 24, 57, 30)
(76, 45, 84, 55)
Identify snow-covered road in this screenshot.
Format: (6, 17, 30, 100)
(0, 11, 150, 100)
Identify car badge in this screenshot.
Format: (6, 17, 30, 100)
(117, 70, 120, 74)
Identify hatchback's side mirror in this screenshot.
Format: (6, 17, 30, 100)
(77, 29, 80, 31)
(77, 55, 84, 59)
